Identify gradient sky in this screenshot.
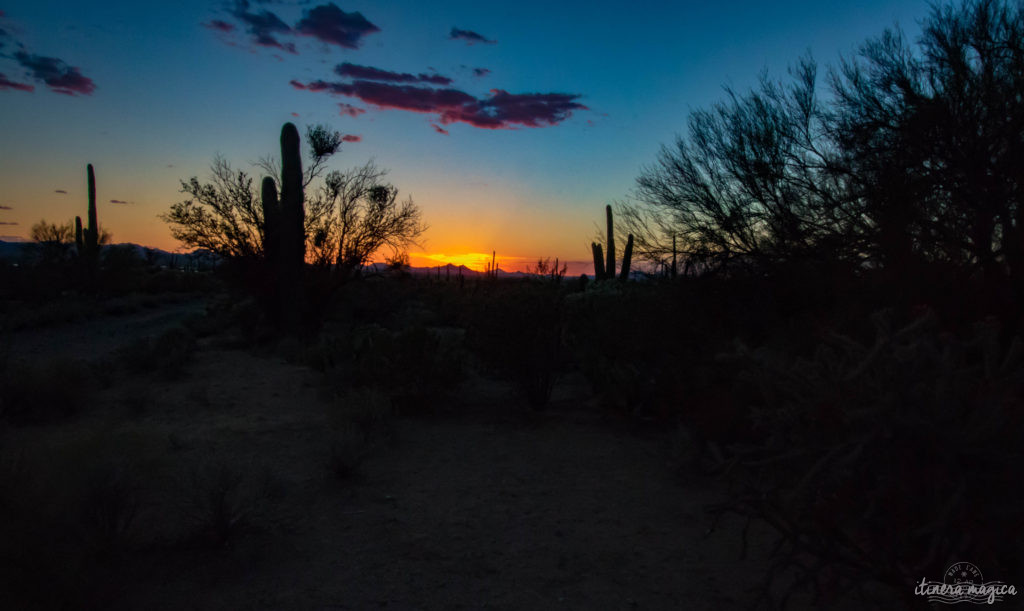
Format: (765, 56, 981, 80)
(0, 0, 929, 272)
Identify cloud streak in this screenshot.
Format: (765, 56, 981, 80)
(109, 199, 130, 204)
(341, 134, 361, 142)
(450, 27, 495, 45)
(54, 189, 67, 194)
(0, 72, 33, 92)
(335, 62, 452, 86)
(0, 15, 95, 96)
(293, 78, 587, 130)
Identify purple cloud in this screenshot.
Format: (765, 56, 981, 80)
(0, 221, 18, 226)
(334, 62, 452, 86)
(0, 205, 12, 210)
(292, 78, 587, 130)
(109, 199, 130, 204)
(205, 19, 236, 33)
(0, 72, 33, 92)
(230, 0, 296, 53)
(54, 189, 67, 194)
(14, 51, 96, 95)
(472, 67, 491, 78)
(431, 123, 449, 135)
(295, 3, 379, 49)
(337, 102, 365, 117)
(450, 27, 495, 45)
(341, 134, 361, 142)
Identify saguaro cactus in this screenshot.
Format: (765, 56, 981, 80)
(619, 234, 634, 281)
(74, 216, 84, 254)
(279, 122, 305, 271)
(605, 204, 615, 279)
(591, 205, 633, 281)
(261, 176, 280, 263)
(85, 164, 99, 261)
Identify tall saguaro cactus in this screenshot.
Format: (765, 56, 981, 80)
(605, 204, 615, 280)
(261, 176, 280, 263)
(259, 123, 306, 332)
(279, 122, 305, 271)
(85, 164, 99, 262)
(591, 205, 633, 281)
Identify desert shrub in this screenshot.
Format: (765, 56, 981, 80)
(118, 326, 196, 378)
(466, 283, 565, 409)
(325, 389, 395, 480)
(171, 455, 267, 548)
(339, 324, 464, 412)
(565, 282, 715, 420)
(0, 432, 162, 608)
(710, 310, 1024, 607)
(0, 356, 94, 424)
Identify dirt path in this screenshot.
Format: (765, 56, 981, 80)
(87, 347, 776, 610)
(3, 296, 206, 362)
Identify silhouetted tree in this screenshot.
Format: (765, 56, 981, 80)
(620, 57, 853, 274)
(309, 160, 427, 279)
(622, 0, 1024, 290)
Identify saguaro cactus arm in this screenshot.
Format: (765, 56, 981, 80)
(261, 176, 280, 261)
(620, 234, 634, 281)
(605, 204, 615, 278)
(592, 242, 606, 280)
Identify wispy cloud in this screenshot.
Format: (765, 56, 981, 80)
(0, 221, 19, 226)
(295, 3, 379, 49)
(109, 199, 130, 204)
(431, 123, 449, 135)
(335, 62, 452, 86)
(204, 19, 236, 33)
(229, 0, 296, 52)
(54, 189, 67, 194)
(337, 102, 365, 117)
(449, 27, 495, 45)
(293, 78, 587, 130)
(14, 52, 96, 95)
(341, 134, 361, 142)
(0, 15, 95, 96)
(0, 72, 33, 92)
(472, 67, 491, 78)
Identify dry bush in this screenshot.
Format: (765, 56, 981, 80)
(709, 311, 1024, 607)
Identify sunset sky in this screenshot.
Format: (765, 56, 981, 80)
(0, 0, 927, 272)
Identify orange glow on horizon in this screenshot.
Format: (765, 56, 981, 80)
(409, 252, 528, 272)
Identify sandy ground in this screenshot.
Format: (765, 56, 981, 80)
(3, 298, 813, 610)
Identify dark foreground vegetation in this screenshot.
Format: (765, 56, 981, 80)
(3, 0, 1024, 608)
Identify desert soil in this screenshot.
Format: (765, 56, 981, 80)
(4, 297, 788, 610)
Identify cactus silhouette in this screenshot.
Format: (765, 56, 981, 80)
(591, 205, 633, 281)
(261, 176, 280, 263)
(619, 233, 634, 281)
(74, 216, 84, 254)
(279, 123, 305, 271)
(85, 164, 99, 263)
(605, 204, 615, 279)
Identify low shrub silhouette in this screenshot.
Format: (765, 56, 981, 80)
(327, 324, 464, 413)
(118, 326, 197, 379)
(466, 283, 565, 409)
(709, 310, 1024, 607)
(0, 356, 94, 424)
(171, 455, 267, 548)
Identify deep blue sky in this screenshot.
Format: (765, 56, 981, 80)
(0, 0, 929, 270)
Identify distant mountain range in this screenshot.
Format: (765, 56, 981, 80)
(0, 240, 216, 268)
(0, 240, 562, 278)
